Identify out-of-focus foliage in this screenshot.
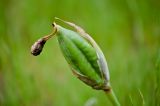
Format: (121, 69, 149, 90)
(0, 0, 160, 106)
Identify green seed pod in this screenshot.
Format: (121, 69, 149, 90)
(54, 20, 110, 90)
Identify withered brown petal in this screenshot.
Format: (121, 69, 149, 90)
(31, 38, 46, 56)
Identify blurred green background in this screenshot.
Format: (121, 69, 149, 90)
(0, 0, 160, 106)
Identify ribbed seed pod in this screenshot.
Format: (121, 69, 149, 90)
(55, 25, 108, 90)
(57, 26, 104, 85)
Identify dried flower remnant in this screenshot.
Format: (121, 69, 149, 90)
(31, 38, 46, 56)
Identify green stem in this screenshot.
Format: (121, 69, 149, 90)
(104, 89, 120, 106)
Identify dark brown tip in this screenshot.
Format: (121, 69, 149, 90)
(31, 38, 46, 56)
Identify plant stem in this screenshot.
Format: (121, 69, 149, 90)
(104, 89, 120, 106)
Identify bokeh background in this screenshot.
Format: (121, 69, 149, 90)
(0, 0, 160, 106)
